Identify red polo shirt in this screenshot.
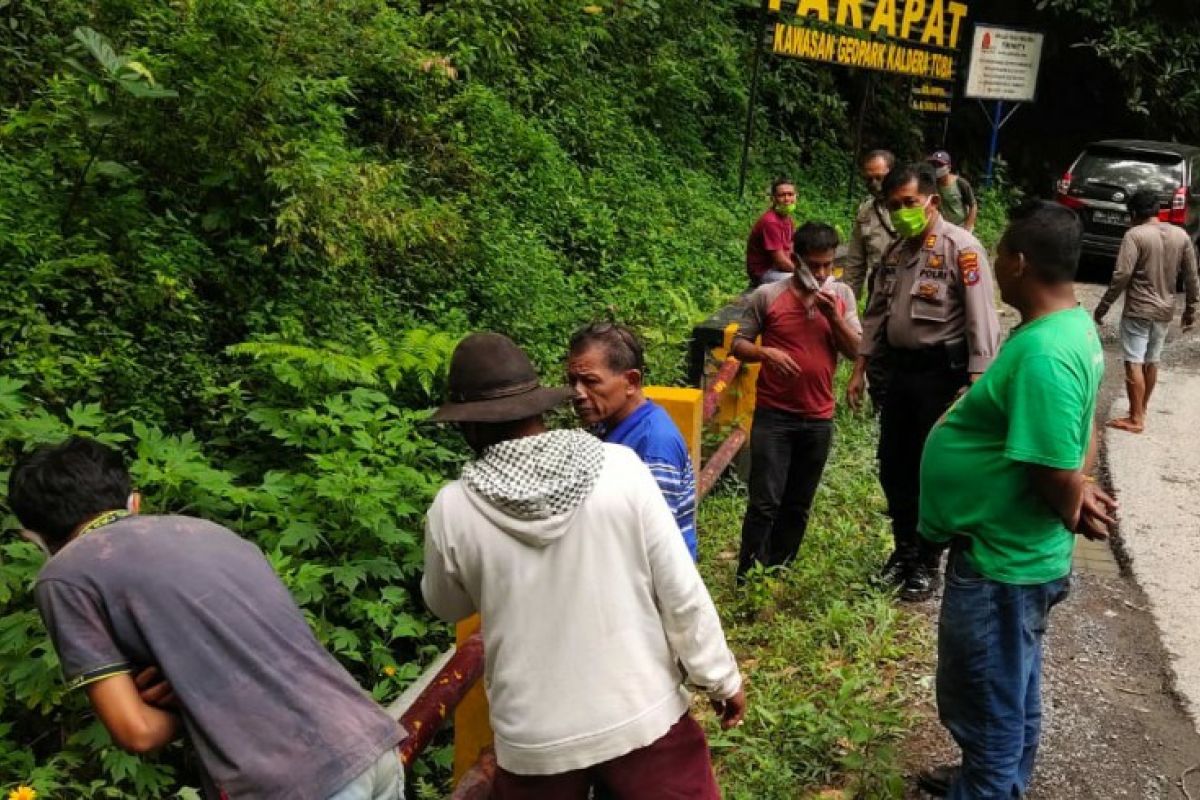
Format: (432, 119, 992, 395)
(745, 209, 794, 283)
(735, 279, 861, 419)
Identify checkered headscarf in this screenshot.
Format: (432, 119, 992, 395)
(462, 429, 604, 521)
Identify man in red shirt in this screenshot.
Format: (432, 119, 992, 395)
(733, 222, 862, 578)
(746, 178, 798, 286)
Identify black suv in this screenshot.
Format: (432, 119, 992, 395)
(1054, 139, 1200, 259)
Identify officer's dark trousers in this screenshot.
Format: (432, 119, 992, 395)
(737, 409, 833, 577)
(878, 362, 968, 566)
(866, 343, 892, 414)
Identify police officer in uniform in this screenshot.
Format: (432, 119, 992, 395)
(847, 162, 1000, 601)
(839, 149, 899, 411)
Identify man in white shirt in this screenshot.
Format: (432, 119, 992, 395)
(421, 332, 745, 799)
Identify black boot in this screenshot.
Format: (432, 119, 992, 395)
(900, 561, 936, 601)
(879, 550, 907, 588)
(915, 764, 960, 796)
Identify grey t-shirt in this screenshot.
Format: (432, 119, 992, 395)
(35, 515, 403, 800)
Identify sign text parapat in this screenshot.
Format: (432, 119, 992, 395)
(738, 0, 972, 195)
(964, 24, 1044, 102)
(767, 0, 970, 81)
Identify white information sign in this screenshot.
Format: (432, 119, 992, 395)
(964, 25, 1044, 102)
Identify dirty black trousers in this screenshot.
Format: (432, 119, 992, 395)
(866, 342, 893, 414)
(878, 357, 968, 567)
(737, 408, 833, 577)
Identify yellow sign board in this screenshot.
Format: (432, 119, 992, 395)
(910, 81, 953, 114)
(766, 0, 969, 81)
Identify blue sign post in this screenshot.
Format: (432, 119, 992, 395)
(982, 99, 1022, 189)
(965, 24, 1045, 188)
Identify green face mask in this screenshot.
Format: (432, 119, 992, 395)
(890, 202, 930, 239)
(776, 202, 797, 217)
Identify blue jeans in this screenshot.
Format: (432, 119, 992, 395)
(936, 545, 1070, 799)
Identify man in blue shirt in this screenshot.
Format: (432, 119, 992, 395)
(568, 323, 698, 559)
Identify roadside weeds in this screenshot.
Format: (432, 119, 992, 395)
(699, 398, 930, 799)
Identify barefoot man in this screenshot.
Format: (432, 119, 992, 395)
(1094, 188, 1199, 433)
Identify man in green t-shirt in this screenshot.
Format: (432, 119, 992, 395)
(915, 201, 1118, 798)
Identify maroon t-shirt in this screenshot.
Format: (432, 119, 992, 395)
(745, 209, 794, 283)
(736, 279, 862, 419)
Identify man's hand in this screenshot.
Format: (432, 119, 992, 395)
(1093, 308, 1106, 325)
(1076, 481, 1118, 541)
(86, 673, 181, 754)
(847, 368, 866, 411)
(760, 347, 801, 378)
(135, 666, 178, 710)
(812, 289, 839, 320)
(711, 686, 747, 729)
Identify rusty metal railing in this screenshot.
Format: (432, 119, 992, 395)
(395, 633, 485, 766)
(702, 356, 742, 422)
(699, 353, 748, 500)
(698, 425, 748, 500)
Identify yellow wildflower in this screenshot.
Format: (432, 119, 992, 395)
(383, 665, 397, 677)
(582, 5, 604, 13)
(9, 786, 38, 800)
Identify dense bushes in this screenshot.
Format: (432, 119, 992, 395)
(0, 0, 944, 795)
(0, 335, 464, 794)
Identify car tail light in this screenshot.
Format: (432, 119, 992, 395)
(1056, 193, 1084, 210)
(1056, 171, 1072, 195)
(1055, 171, 1085, 209)
(1158, 185, 1187, 225)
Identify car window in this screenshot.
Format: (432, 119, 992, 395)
(1074, 147, 1183, 193)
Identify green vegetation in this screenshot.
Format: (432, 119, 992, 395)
(0, 0, 1023, 796)
(1037, 0, 1200, 133)
(697, 381, 927, 800)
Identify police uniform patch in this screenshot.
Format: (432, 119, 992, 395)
(923, 234, 938, 251)
(916, 280, 940, 299)
(927, 255, 943, 269)
(958, 250, 981, 285)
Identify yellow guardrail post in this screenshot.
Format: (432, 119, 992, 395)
(714, 323, 758, 433)
(452, 616, 492, 781)
(644, 386, 703, 469)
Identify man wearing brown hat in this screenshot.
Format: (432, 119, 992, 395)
(421, 332, 745, 799)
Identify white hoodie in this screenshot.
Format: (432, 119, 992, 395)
(421, 429, 741, 775)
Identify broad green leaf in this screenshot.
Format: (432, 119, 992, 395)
(72, 26, 125, 76)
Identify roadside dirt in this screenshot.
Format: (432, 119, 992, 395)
(898, 282, 1200, 799)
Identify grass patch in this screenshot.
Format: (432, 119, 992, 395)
(697, 381, 931, 799)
